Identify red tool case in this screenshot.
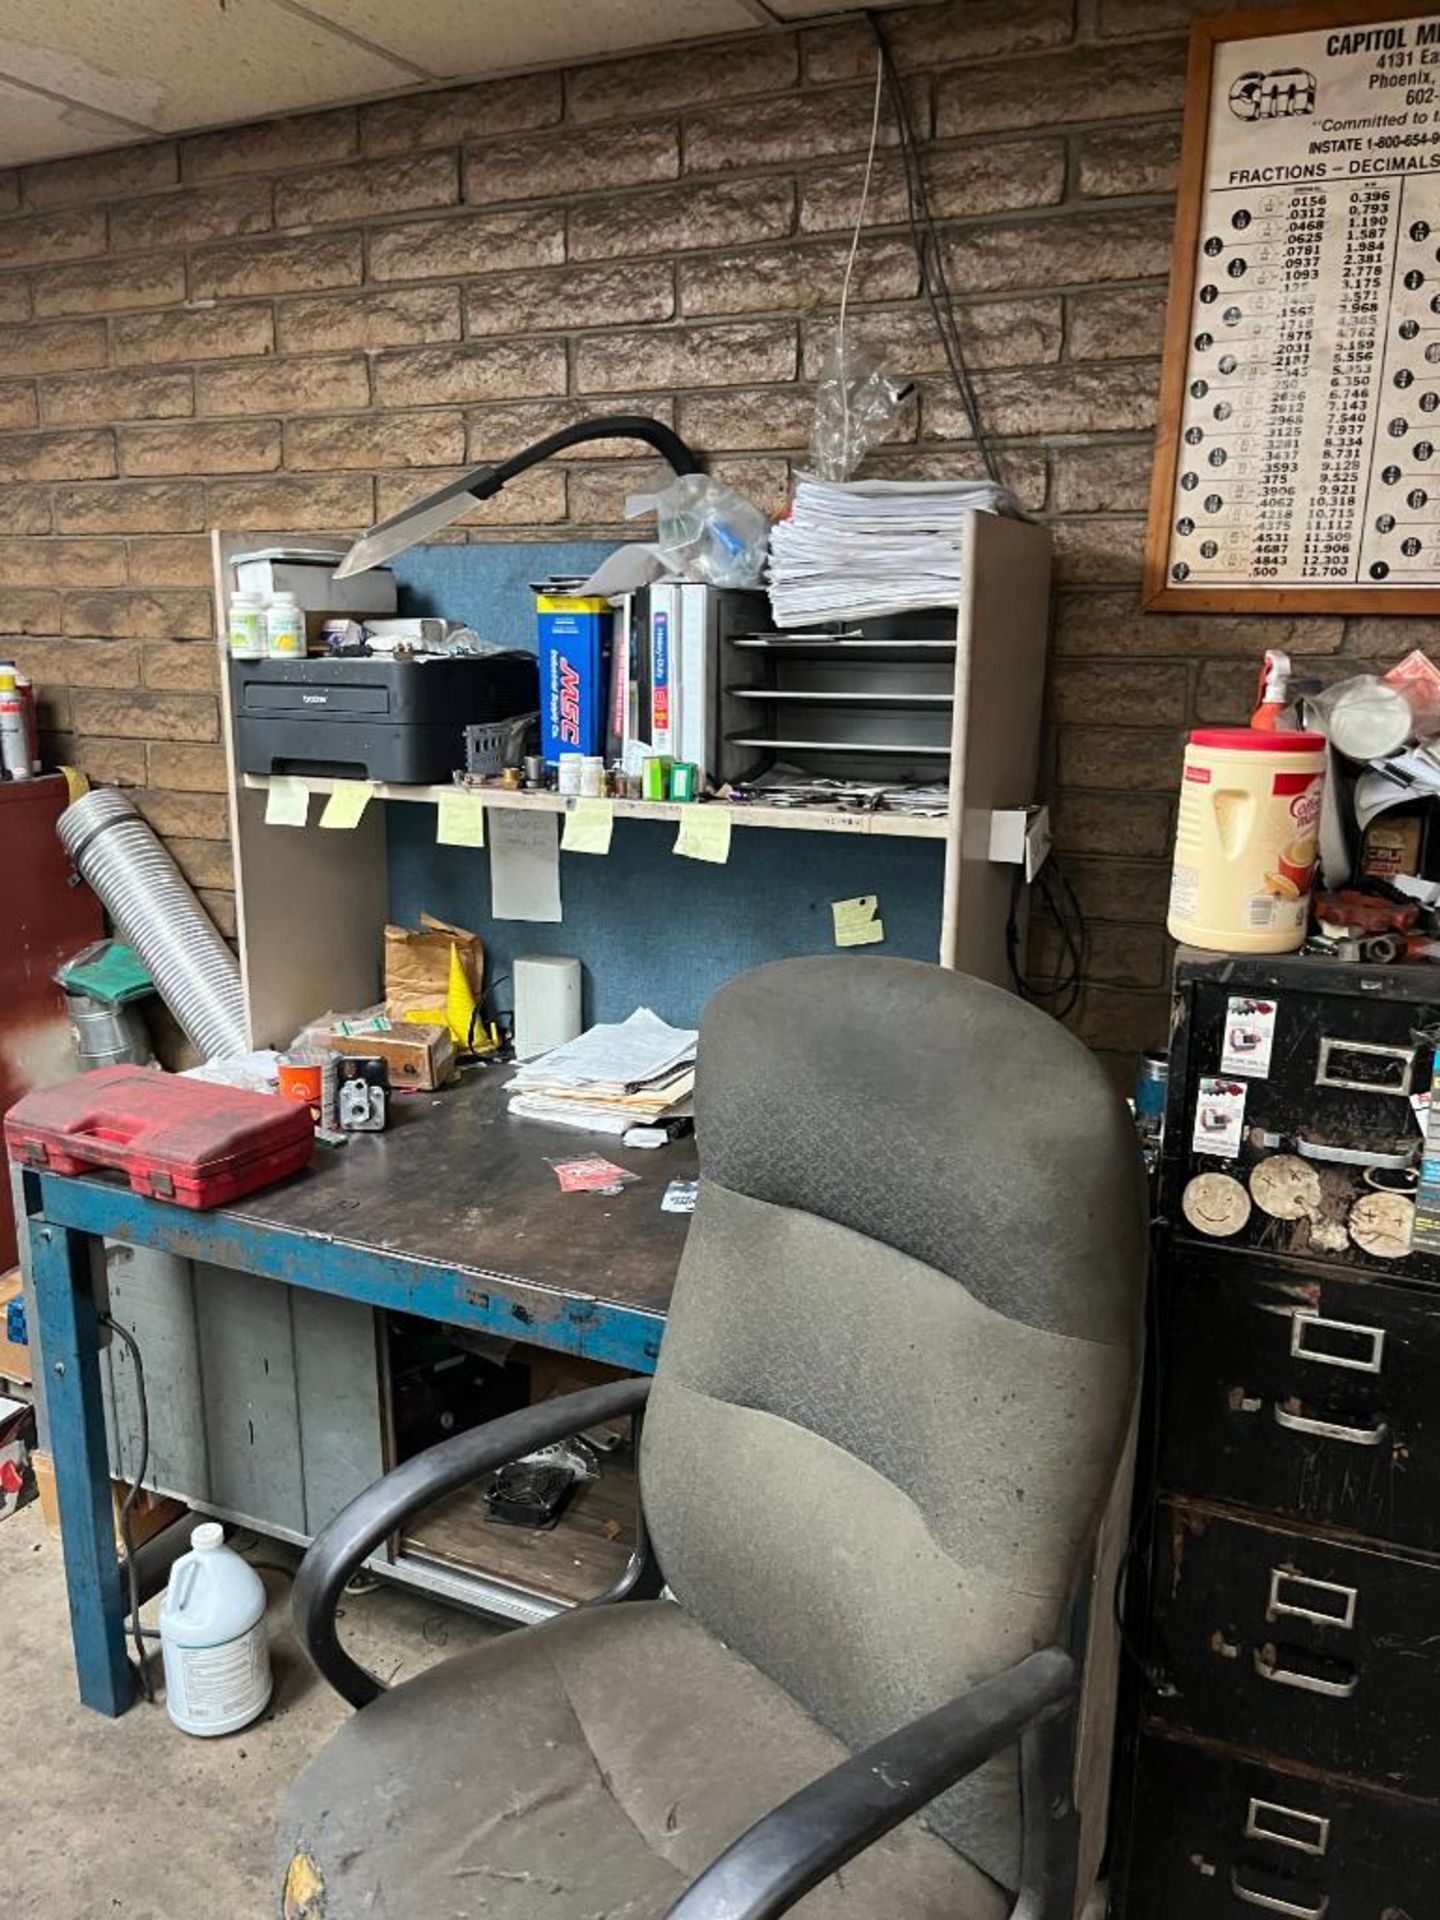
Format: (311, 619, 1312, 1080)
(5, 1066, 314, 1208)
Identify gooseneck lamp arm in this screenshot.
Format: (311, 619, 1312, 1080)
(335, 413, 704, 578)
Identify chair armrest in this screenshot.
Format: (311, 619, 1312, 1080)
(294, 1377, 652, 1708)
(664, 1647, 1077, 1920)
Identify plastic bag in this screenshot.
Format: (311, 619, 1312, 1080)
(625, 472, 769, 589)
(1309, 675, 1417, 761)
(809, 338, 911, 482)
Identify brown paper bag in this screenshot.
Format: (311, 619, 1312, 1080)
(384, 913, 483, 1023)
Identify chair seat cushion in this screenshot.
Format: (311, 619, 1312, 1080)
(278, 1600, 1008, 1920)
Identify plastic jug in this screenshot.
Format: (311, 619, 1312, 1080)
(1168, 728, 1327, 954)
(158, 1522, 272, 1736)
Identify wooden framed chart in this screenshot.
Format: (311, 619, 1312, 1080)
(1145, 3, 1440, 611)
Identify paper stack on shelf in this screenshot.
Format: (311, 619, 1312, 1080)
(508, 1007, 697, 1136)
(768, 473, 1024, 625)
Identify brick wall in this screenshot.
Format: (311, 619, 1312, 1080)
(0, 0, 1356, 1070)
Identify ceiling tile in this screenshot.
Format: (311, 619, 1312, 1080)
(298, 0, 761, 81)
(0, 78, 142, 165)
(0, 0, 419, 133)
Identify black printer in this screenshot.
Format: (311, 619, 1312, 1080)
(232, 653, 538, 783)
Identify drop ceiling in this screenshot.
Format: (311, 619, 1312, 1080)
(0, 0, 910, 168)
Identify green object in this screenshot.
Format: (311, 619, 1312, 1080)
(669, 762, 698, 803)
(642, 756, 672, 802)
(56, 939, 155, 1008)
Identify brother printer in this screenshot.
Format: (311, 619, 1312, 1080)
(232, 653, 538, 785)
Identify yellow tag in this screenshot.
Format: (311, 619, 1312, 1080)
(319, 780, 372, 830)
(561, 797, 614, 855)
(674, 808, 732, 865)
(59, 765, 90, 804)
(436, 790, 485, 848)
(265, 776, 310, 828)
(832, 895, 884, 947)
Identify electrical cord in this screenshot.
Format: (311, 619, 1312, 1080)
(836, 47, 887, 469)
(100, 1312, 156, 1700)
(1005, 858, 1087, 1022)
(867, 10, 1002, 486)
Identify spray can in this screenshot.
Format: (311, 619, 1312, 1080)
(158, 1522, 272, 1736)
(0, 662, 38, 773)
(0, 667, 32, 780)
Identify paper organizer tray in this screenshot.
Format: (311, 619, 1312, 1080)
(716, 608, 958, 787)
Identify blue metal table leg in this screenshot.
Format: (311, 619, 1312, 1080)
(29, 1217, 136, 1716)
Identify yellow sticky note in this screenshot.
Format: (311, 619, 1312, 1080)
(265, 776, 309, 828)
(319, 780, 372, 830)
(436, 790, 486, 848)
(561, 797, 614, 855)
(674, 807, 732, 865)
(832, 895, 884, 947)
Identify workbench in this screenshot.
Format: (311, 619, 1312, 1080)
(21, 1068, 696, 1718)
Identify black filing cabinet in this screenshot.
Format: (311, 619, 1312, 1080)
(1110, 951, 1440, 1918)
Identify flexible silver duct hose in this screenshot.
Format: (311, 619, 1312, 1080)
(57, 787, 248, 1061)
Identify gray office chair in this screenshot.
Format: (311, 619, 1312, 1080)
(278, 956, 1146, 1920)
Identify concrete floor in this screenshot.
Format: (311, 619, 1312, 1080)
(3, 1503, 1118, 1920)
(0, 1501, 499, 1919)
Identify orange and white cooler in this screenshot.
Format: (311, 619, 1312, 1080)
(1168, 729, 1327, 954)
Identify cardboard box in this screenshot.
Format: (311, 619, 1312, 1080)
(31, 1446, 184, 1547)
(322, 1023, 455, 1090)
(536, 594, 612, 763)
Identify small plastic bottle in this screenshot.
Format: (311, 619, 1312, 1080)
(158, 1522, 272, 1737)
(0, 667, 32, 781)
(227, 590, 266, 661)
(265, 590, 305, 659)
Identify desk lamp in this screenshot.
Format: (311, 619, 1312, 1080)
(335, 413, 702, 578)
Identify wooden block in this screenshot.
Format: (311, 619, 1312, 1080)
(32, 1446, 59, 1536)
(0, 1270, 30, 1385)
(29, 1444, 183, 1549)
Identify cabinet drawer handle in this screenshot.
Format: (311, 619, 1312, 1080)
(1253, 1650, 1358, 1699)
(1273, 1404, 1388, 1447)
(1267, 1568, 1357, 1631)
(1290, 1313, 1385, 1375)
(1230, 1868, 1330, 1918)
(1243, 1798, 1331, 1857)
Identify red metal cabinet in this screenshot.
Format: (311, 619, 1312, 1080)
(0, 775, 104, 1268)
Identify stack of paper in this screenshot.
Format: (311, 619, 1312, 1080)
(508, 1008, 697, 1136)
(768, 474, 1024, 625)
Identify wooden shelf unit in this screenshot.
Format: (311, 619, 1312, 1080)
(239, 772, 949, 841)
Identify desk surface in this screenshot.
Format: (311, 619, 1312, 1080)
(225, 1066, 696, 1320)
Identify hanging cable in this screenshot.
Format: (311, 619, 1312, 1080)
(866, 9, 1002, 486)
(1006, 858, 1087, 1023)
(835, 46, 888, 470)
(101, 1312, 157, 1701)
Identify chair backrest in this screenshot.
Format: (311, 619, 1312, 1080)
(641, 957, 1147, 1894)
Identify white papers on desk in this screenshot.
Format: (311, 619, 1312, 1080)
(508, 1008, 697, 1134)
(490, 806, 562, 922)
(511, 1008, 696, 1093)
(767, 473, 1024, 626)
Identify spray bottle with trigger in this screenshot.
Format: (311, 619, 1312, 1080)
(1251, 649, 1293, 731)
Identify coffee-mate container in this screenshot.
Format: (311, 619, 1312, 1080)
(1168, 729, 1327, 954)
